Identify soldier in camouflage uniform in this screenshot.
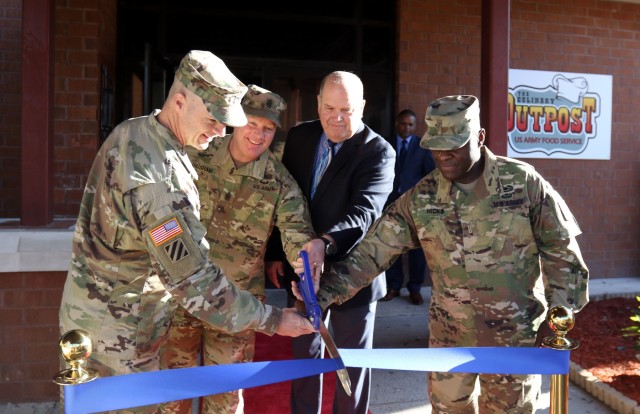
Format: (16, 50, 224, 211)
(58, 51, 315, 413)
(160, 85, 324, 414)
(303, 95, 590, 413)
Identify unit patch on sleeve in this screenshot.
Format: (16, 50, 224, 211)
(150, 218, 183, 246)
(143, 211, 207, 284)
(164, 238, 190, 263)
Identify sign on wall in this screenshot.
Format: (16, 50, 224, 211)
(507, 69, 612, 160)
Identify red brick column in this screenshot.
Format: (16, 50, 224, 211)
(0, 0, 24, 218)
(21, 0, 55, 225)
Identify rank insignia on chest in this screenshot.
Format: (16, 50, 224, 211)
(150, 218, 183, 246)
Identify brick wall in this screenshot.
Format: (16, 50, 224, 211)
(0, 271, 66, 403)
(53, 0, 116, 217)
(0, 0, 23, 218)
(0, 0, 116, 219)
(396, 0, 640, 278)
(511, 0, 640, 278)
(396, 0, 483, 134)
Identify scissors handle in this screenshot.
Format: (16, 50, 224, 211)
(298, 251, 322, 330)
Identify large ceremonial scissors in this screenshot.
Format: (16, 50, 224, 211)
(298, 251, 352, 396)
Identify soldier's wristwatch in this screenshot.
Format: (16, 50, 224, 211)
(320, 236, 337, 256)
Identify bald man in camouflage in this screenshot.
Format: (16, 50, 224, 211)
(160, 85, 324, 414)
(301, 95, 590, 413)
(58, 52, 315, 413)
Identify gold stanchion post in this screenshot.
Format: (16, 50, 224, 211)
(52, 329, 99, 385)
(541, 306, 579, 414)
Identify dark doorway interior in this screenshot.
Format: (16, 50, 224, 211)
(115, 1, 396, 138)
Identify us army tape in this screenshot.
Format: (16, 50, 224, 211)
(62, 347, 569, 413)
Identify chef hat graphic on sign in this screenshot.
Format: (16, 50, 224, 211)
(552, 74, 589, 104)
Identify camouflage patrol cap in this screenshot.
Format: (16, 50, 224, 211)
(241, 85, 287, 128)
(420, 95, 481, 150)
(175, 50, 248, 127)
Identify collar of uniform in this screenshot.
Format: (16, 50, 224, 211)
(433, 146, 503, 202)
(233, 149, 270, 180)
(149, 109, 184, 153)
(480, 146, 504, 197)
(209, 134, 233, 166)
(434, 173, 454, 202)
(149, 109, 198, 181)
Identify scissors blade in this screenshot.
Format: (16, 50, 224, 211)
(297, 251, 352, 396)
(318, 320, 352, 396)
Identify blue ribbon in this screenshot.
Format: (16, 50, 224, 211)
(340, 347, 569, 375)
(63, 347, 569, 413)
(64, 358, 341, 413)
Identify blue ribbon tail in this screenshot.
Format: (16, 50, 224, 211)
(338, 347, 569, 375)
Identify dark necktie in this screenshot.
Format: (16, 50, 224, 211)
(398, 139, 408, 170)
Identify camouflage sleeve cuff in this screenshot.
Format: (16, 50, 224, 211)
(316, 286, 342, 311)
(259, 304, 283, 336)
(317, 291, 331, 311)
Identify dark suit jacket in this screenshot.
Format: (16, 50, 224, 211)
(267, 120, 395, 310)
(386, 134, 436, 206)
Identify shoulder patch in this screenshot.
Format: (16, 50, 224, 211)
(144, 211, 207, 284)
(164, 238, 191, 263)
(150, 218, 183, 246)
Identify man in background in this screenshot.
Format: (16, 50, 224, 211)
(382, 109, 435, 305)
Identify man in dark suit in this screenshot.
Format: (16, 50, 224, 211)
(266, 71, 395, 414)
(382, 109, 436, 305)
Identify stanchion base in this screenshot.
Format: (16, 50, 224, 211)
(53, 368, 99, 385)
(541, 336, 579, 351)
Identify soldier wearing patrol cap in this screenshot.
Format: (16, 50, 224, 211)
(302, 94, 590, 413)
(160, 85, 325, 414)
(58, 52, 315, 413)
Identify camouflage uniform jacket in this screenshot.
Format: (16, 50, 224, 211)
(191, 133, 316, 299)
(318, 146, 589, 347)
(59, 111, 281, 362)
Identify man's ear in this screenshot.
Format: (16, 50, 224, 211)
(478, 128, 486, 146)
(170, 91, 187, 112)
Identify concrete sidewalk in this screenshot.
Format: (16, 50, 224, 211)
(368, 276, 640, 414)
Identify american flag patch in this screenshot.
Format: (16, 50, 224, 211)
(150, 218, 183, 246)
